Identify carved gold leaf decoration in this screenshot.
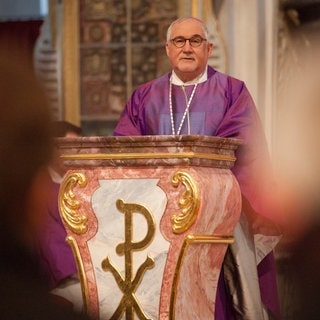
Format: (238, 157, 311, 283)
(171, 171, 200, 234)
(59, 172, 88, 234)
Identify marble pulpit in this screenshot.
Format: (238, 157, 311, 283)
(57, 135, 242, 320)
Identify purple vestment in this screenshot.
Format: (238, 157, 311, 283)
(114, 66, 281, 319)
(36, 180, 77, 289)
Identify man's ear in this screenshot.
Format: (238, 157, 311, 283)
(165, 42, 170, 57)
(208, 42, 214, 56)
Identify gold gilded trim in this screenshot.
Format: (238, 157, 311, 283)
(59, 172, 88, 234)
(171, 171, 200, 234)
(101, 199, 156, 319)
(61, 152, 236, 162)
(66, 235, 89, 314)
(170, 234, 234, 319)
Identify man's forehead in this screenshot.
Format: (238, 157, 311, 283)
(171, 20, 204, 36)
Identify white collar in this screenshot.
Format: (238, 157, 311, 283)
(48, 166, 64, 184)
(171, 67, 208, 86)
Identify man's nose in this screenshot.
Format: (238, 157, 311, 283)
(183, 39, 193, 50)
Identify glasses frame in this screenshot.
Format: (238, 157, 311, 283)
(169, 36, 207, 48)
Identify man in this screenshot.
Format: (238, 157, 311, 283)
(37, 121, 82, 289)
(114, 17, 281, 319)
(0, 49, 88, 319)
(36, 121, 83, 310)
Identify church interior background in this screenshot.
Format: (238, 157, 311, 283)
(1, 0, 320, 319)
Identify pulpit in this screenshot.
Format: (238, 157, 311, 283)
(57, 135, 242, 320)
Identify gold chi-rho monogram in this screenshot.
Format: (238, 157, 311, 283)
(101, 199, 155, 320)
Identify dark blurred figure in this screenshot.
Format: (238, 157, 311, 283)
(0, 51, 88, 320)
(290, 212, 320, 320)
(275, 5, 320, 319)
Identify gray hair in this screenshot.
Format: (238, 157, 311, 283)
(166, 17, 209, 42)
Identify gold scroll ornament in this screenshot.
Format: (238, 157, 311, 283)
(59, 172, 88, 234)
(58, 172, 90, 314)
(171, 170, 200, 234)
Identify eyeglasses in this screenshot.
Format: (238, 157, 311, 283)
(169, 36, 207, 48)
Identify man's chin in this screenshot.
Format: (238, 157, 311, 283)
(176, 65, 197, 75)
(175, 70, 199, 82)
(178, 61, 196, 68)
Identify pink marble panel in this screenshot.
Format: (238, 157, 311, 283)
(58, 135, 242, 320)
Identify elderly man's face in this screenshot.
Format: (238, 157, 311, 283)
(166, 19, 213, 83)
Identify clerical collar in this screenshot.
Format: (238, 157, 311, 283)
(48, 166, 64, 184)
(171, 67, 208, 86)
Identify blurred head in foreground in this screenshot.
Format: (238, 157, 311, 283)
(0, 48, 90, 320)
(0, 51, 53, 245)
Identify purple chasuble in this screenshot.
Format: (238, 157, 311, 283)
(114, 66, 281, 319)
(36, 180, 77, 289)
